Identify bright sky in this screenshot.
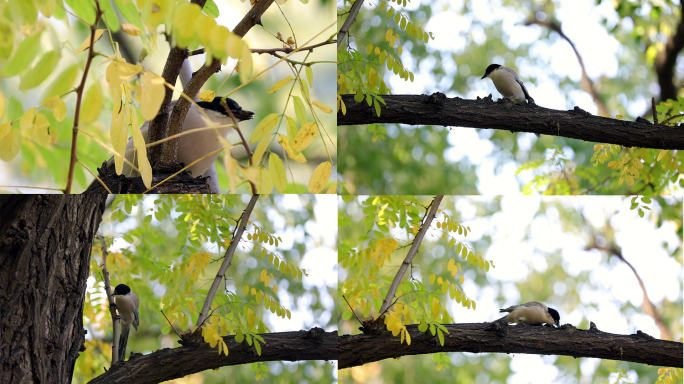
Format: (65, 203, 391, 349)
(382, 0, 667, 195)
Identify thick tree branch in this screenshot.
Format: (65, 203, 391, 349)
(525, 17, 609, 116)
(147, 0, 208, 168)
(88, 328, 337, 384)
(160, 0, 276, 168)
(196, 194, 260, 327)
(337, 93, 684, 150)
(378, 196, 443, 314)
(339, 323, 683, 369)
(655, 1, 684, 102)
(337, 0, 364, 49)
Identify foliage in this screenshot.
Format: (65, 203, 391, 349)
(79, 195, 335, 383)
(0, 0, 336, 193)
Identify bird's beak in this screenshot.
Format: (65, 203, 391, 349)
(232, 109, 254, 121)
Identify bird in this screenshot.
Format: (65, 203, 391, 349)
(497, 301, 560, 326)
(88, 59, 254, 192)
(481, 64, 539, 137)
(112, 284, 139, 362)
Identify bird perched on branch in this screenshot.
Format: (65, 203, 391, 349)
(88, 59, 254, 192)
(481, 64, 539, 137)
(112, 284, 139, 362)
(498, 301, 560, 326)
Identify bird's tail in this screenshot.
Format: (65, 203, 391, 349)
(119, 327, 130, 362)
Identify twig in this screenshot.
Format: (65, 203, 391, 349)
(378, 196, 444, 314)
(96, 233, 120, 365)
(343, 295, 364, 326)
(224, 107, 257, 194)
(652, 97, 659, 125)
(376, 296, 400, 320)
(337, 0, 365, 49)
(195, 194, 260, 328)
(188, 40, 336, 57)
(525, 17, 609, 116)
(661, 113, 684, 125)
(161, 310, 183, 340)
(65, 1, 103, 194)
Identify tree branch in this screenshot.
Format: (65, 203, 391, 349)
(378, 196, 443, 314)
(337, 0, 365, 49)
(88, 328, 337, 384)
(65, 2, 103, 193)
(195, 194, 260, 327)
(160, 0, 276, 168)
(525, 17, 609, 116)
(339, 323, 683, 369)
(147, 0, 209, 168)
(188, 40, 336, 57)
(96, 233, 120, 365)
(655, 1, 684, 102)
(337, 93, 684, 150)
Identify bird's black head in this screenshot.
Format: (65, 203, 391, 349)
(197, 97, 254, 121)
(113, 284, 131, 296)
(547, 307, 560, 325)
(481, 64, 501, 79)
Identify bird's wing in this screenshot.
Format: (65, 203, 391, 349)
(523, 301, 547, 309)
(516, 78, 535, 103)
(132, 293, 140, 330)
(499, 304, 522, 313)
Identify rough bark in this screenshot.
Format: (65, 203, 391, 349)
(88, 328, 338, 384)
(85, 162, 212, 194)
(337, 93, 684, 150)
(0, 195, 108, 384)
(339, 322, 683, 369)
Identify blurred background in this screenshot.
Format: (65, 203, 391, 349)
(338, 195, 682, 384)
(337, 0, 684, 195)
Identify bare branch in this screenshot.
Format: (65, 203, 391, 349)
(340, 322, 683, 369)
(188, 40, 336, 57)
(378, 196, 443, 314)
(195, 194, 260, 327)
(65, 2, 104, 193)
(337, 0, 365, 49)
(337, 93, 684, 150)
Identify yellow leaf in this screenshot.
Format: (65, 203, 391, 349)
(80, 83, 103, 123)
(239, 43, 252, 83)
(657, 150, 668, 161)
(269, 153, 287, 192)
(0, 127, 22, 161)
(226, 33, 244, 59)
(120, 23, 143, 36)
(292, 122, 318, 152)
(616, 114, 623, 120)
(312, 101, 332, 114)
(140, 72, 165, 121)
(110, 85, 127, 174)
(267, 76, 292, 94)
(258, 166, 272, 194)
(131, 106, 152, 188)
(106, 61, 142, 86)
(252, 134, 272, 165)
(28, 113, 50, 145)
(198, 90, 215, 102)
(326, 182, 337, 194)
(249, 113, 279, 144)
(20, 108, 36, 130)
(277, 134, 306, 162)
(74, 29, 105, 55)
(0, 122, 8, 139)
(307, 161, 332, 193)
(0, 91, 5, 119)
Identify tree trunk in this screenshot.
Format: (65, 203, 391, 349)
(0, 195, 107, 384)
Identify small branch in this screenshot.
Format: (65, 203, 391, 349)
(96, 233, 120, 365)
(337, 0, 365, 49)
(378, 196, 443, 314)
(188, 40, 336, 57)
(65, 1, 103, 194)
(224, 108, 257, 194)
(652, 97, 659, 125)
(661, 113, 684, 125)
(195, 194, 260, 328)
(343, 295, 364, 326)
(525, 16, 609, 116)
(161, 310, 183, 340)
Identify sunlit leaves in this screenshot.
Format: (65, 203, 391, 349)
(269, 153, 287, 192)
(293, 122, 318, 152)
(268, 76, 292, 94)
(249, 113, 278, 144)
(42, 64, 79, 102)
(3, 31, 42, 77)
(0, 126, 21, 161)
(74, 29, 105, 54)
(80, 83, 103, 123)
(307, 160, 331, 193)
(140, 71, 165, 121)
(20, 50, 61, 90)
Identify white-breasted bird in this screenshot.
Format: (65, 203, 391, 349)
(88, 59, 253, 192)
(497, 301, 560, 326)
(112, 284, 139, 362)
(481, 64, 535, 105)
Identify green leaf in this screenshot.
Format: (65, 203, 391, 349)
(20, 50, 61, 90)
(65, 0, 97, 23)
(41, 64, 79, 102)
(269, 153, 287, 192)
(2, 31, 42, 77)
(293, 96, 307, 126)
(203, 0, 220, 17)
(99, 0, 120, 32)
(249, 114, 279, 144)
